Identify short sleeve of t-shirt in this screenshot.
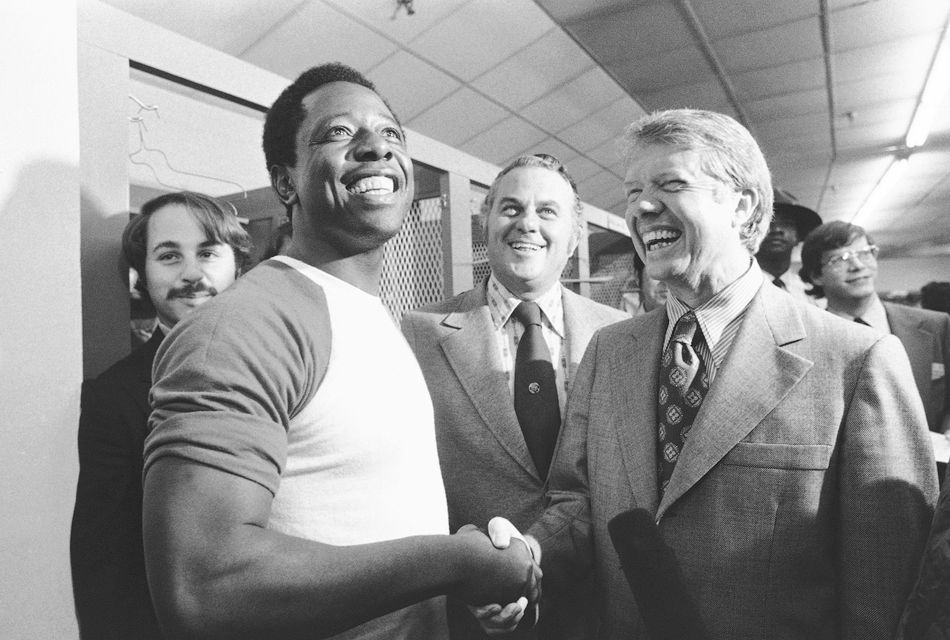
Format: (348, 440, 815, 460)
(143, 261, 331, 495)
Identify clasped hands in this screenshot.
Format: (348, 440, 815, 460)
(454, 516, 542, 635)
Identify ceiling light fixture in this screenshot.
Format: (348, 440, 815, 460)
(905, 14, 950, 148)
(851, 154, 911, 228)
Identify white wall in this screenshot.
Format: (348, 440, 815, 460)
(0, 1, 83, 637)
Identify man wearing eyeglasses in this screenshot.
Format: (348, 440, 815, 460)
(801, 220, 950, 436)
(402, 154, 626, 639)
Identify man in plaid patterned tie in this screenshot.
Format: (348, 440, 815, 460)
(493, 108, 938, 639)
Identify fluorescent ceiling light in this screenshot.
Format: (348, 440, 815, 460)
(906, 18, 950, 148)
(852, 156, 910, 228)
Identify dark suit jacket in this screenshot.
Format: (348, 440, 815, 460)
(530, 283, 938, 639)
(70, 330, 163, 640)
(885, 301, 950, 432)
(401, 282, 626, 640)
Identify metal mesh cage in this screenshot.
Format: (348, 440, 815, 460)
(380, 196, 444, 322)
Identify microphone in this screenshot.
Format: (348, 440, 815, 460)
(607, 509, 709, 640)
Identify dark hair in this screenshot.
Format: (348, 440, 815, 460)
(123, 191, 252, 297)
(921, 281, 950, 314)
(798, 220, 871, 298)
(262, 62, 400, 174)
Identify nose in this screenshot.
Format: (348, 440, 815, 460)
(353, 129, 394, 162)
(180, 255, 205, 283)
(515, 207, 541, 231)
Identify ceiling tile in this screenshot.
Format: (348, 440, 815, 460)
(320, 0, 471, 43)
(831, 0, 948, 51)
(746, 88, 828, 122)
(556, 98, 643, 153)
(691, 0, 819, 39)
(608, 46, 713, 94)
(716, 18, 822, 73)
(835, 120, 907, 153)
(559, 154, 604, 183)
(733, 58, 825, 101)
(577, 170, 624, 208)
(471, 28, 594, 110)
(101, 0, 303, 55)
(408, 0, 554, 82)
(242, 1, 397, 76)
(459, 115, 548, 165)
(565, 2, 693, 65)
(584, 137, 624, 172)
(522, 137, 581, 164)
(534, 0, 637, 24)
(368, 50, 462, 121)
(521, 66, 626, 133)
(638, 79, 732, 112)
(835, 73, 923, 114)
(407, 87, 507, 146)
(834, 32, 939, 87)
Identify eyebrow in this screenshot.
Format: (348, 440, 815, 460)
(149, 239, 221, 253)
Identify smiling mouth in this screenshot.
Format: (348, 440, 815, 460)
(509, 241, 544, 253)
(642, 229, 681, 251)
(347, 176, 396, 195)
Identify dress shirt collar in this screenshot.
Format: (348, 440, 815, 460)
(827, 294, 890, 332)
(665, 258, 763, 350)
(487, 273, 564, 337)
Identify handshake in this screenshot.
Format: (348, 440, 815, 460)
(451, 517, 542, 635)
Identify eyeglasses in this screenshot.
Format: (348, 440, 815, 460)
(822, 245, 879, 270)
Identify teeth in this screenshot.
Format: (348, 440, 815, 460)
(642, 229, 681, 251)
(510, 242, 542, 252)
(348, 176, 395, 194)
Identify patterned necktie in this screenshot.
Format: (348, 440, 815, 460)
(657, 312, 708, 496)
(513, 301, 561, 478)
(854, 317, 870, 326)
(772, 276, 787, 290)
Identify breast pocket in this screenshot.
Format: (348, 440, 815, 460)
(722, 441, 833, 470)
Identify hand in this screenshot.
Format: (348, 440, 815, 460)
(452, 524, 539, 607)
(468, 517, 542, 634)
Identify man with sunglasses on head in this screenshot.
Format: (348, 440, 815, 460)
(402, 154, 626, 639)
(801, 220, 950, 436)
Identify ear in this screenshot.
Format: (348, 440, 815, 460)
(270, 165, 298, 207)
(568, 217, 585, 255)
(732, 188, 758, 229)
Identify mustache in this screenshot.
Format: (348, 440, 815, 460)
(167, 284, 218, 300)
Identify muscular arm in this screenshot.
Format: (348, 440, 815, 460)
(839, 334, 939, 638)
(144, 457, 538, 639)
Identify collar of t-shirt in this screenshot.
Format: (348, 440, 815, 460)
(827, 294, 890, 333)
(664, 259, 763, 383)
(486, 273, 569, 411)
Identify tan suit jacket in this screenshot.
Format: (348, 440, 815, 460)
(531, 283, 938, 639)
(401, 281, 626, 640)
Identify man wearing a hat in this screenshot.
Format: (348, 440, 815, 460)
(755, 188, 822, 304)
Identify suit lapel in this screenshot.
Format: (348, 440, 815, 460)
(132, 328, 164, 417)
(562, 288, 598, 380)
(885, 303, 930, 393)
(439, 286, 538, 477)
(658, 286, 814, 516)
(613, 311, 666, 513)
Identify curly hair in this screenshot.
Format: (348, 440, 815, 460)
(262, 62, 400, 173)
(621, 109, 773, 254)
(123, 191, 252, 297)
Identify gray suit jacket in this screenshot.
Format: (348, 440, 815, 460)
(530, 283, 938, 639)
(401, 282, 626, 640)
(885, 301, 950, 432)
